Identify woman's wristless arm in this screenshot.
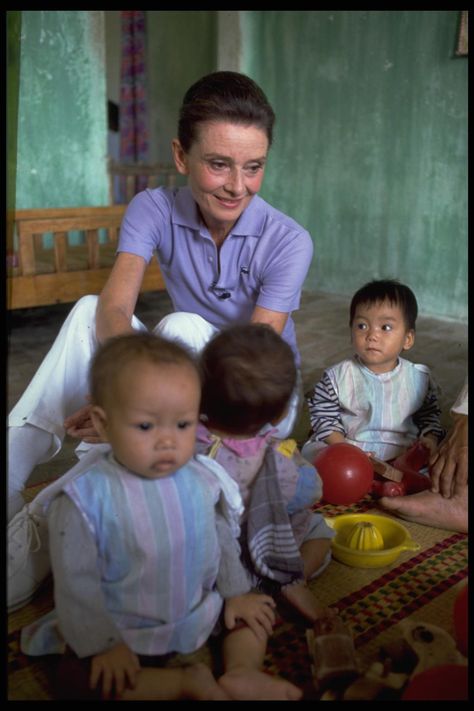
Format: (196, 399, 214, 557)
(250, 305, 288, 335)
(96, 252, 147, 344)
(64, 253, 148, 440)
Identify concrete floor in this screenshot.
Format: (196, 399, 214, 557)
(7, 290, 468, 486)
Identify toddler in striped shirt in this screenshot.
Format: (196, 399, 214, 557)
(302, 279, 444, 465)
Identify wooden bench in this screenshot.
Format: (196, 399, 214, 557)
(7, 205, 165, 310)
(108, 160, 183, 204)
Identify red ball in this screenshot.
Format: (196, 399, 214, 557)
(314, 443, 374, 505)
(402, 664, 468, 700)
(453, 582, 468, 657)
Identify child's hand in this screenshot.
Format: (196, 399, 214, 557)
(90, 642, 140, 700)
(324, 432, 347, 446)
(224, 593, 276, 642)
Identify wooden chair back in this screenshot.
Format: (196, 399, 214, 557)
(7, 205, 165, 309)
(108, 160, 182, 204)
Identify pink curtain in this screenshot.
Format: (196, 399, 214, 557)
(119, 10, 149, 201)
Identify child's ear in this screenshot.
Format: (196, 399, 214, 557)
(403, 329, 415, 352)
(90, 405, 109, 442)
(171, 139, 189, 175)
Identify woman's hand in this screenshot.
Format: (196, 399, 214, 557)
(90, 642, 140, 700)
(64, 402, 103, 443)
(224, 593, 276, 641)
(429, 414, 468, 498)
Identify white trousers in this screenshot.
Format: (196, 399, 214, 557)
(9, 295, 301, 466)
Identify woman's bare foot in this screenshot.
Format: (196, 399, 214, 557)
(379, 488, 468, 534)
(281, 580, 336, 622)
(219, 668, 302, 700)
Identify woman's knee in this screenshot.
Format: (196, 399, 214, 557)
(154, 312, 218, 354)
(68, 294, 99, 322)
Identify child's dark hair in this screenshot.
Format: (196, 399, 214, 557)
(349, 279, 418, 331)
(90, 333, 199, 408)
(200, 324, 297, 437)
(178, 71, 276, 152)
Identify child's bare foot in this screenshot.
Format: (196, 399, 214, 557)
(219, 668, 302, 700)
(281, 580, 337, 623)
(181, 663, 232, 700)
(120, 663, 231, 701)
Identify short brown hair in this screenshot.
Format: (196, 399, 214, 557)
(178, 71, 276, 152)
(90, 333, 199, 408)
(200, 324, 296, 436)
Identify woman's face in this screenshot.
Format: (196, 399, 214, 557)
(172, 121, 269, 238)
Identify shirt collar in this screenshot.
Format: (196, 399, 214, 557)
(354, 354, 402, 379)
(172, 186, 202, 230)
(172, 186, 266, 238)
(197, 422, 276, 457)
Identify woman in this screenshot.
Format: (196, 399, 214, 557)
(8, 71, 313, 611)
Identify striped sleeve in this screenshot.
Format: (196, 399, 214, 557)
(306, 370, 345, 442)
(412, 377, 445, 441)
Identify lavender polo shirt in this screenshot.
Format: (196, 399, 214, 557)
(118, 186, 313, 366)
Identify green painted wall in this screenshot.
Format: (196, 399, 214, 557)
(104, 11, 217, 164)
(241, 11, 467, 321)
(146, 11, 217, 163)
(16, 11, 108, 209)
(7, 11, 21, 250)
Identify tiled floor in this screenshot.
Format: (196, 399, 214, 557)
(7, 289, 468, 486)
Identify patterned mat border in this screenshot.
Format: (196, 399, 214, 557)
(334, 533, 467, 647)
(262, 532, 467, 691)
